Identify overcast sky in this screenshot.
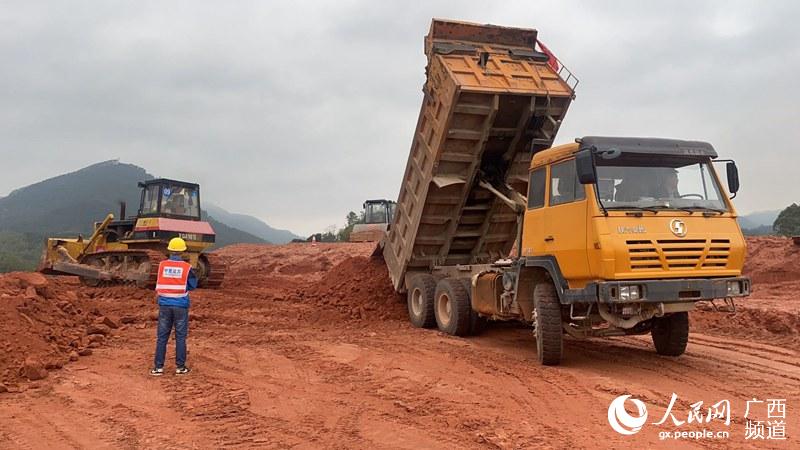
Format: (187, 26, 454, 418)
(1, 1, 798, 235)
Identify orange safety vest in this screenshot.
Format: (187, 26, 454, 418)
(155, 259, 192, 298)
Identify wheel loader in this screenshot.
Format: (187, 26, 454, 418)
(349, 199, 396, 242)
(39, 178, 226, 288)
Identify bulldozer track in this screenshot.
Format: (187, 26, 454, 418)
(71, 250, 227, 290)
(78, 249, 165, 288)
(201, 253, 227, 289)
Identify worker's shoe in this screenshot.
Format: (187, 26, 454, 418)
(175, 366, 191, 375)
(149, 367, 164, 376)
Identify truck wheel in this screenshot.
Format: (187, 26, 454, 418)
(534, 282, 563, 366)
(651, 312, 689, 356)
(458, 278, 486, 336)
(434, 278, 472, 336)
(407, 274, 437, 328)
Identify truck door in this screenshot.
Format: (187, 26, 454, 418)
(522, 167, 547, 256)
(544, 159, 591, 284)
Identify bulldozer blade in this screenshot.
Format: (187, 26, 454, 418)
(51, 261, 152, 282)
(52, 262, 113, 281)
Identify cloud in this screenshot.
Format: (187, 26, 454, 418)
(1, 1, 798, 235)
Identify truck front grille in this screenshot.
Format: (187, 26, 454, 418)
(626, 239, 730, 271)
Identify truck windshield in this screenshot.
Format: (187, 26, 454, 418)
(595, 160, 727, 212)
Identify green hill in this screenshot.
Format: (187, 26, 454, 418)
(0, 160, 274, 272)
(0, 160, 148, 235)
(0, 231, 42, 272)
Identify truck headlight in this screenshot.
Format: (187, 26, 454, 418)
(619, 285, 641, 301)
(727, 281, 742, 296)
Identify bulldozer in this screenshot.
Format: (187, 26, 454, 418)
(349, 199, 396, 242)
(39, 178, 226, 288)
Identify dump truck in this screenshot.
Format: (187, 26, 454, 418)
(383, 19, 750, 365)
(349, 199, 397, 242)
(39, 178, 226, 288)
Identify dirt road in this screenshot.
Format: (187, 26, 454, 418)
(0, 241, 798, 449)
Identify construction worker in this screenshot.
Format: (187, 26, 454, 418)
(150, 237, 197, 376)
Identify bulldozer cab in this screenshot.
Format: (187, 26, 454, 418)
(138, 179, 202, 221)
(349, 199, 397, 243)
(363, 199, 396, 225)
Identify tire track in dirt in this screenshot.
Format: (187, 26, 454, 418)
(158, 358, 314, 448)
(310, 329, 600, 449)
(0, 387, 116, 449)
(394, 327, 795, 449)
(241, 332, 497, 448)
(569, 336, 798, 407)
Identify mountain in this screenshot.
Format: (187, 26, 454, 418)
(205, 216, 266, 248)
(0, 160, 287, 271)
(738, 209, 780, 234)
(204, 203, 300, 244)
(0, 160, 149, 235)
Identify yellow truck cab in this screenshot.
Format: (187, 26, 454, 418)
(525, 136, 749, 294)
(515, 136, 750, 363)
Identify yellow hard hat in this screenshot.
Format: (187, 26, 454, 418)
(167, 237, 188, 252)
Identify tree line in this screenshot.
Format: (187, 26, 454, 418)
(303, 210, 363, 243)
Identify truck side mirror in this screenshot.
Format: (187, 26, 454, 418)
(726, 162, 740, 195)
(575, 148, 597, 184)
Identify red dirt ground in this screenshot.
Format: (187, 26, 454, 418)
(0, 238, 797, 448)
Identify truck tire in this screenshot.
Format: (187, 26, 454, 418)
(407, 274, 437, 328)
(651, 312, 689, 356)
(458, 278, 486, 336)
(534, 282, 563, 366)
(434, 278, 472, 336)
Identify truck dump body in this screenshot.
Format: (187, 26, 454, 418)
(384, 19, 577, 291)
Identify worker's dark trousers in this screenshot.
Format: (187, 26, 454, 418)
(153, 305, 189, 368)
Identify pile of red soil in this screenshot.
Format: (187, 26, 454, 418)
(0, 273, 129, 389)
(689, 237, 800, 345)
(692, 306, 800, 346)
(217, 243, 374, 293)
(744, 236, 800, 283)
(299, 256, 405, 321)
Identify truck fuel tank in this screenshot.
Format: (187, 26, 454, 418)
(473, 272, 503, 316)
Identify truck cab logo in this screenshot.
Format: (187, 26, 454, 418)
(670, 219, 687, 237)
(617, 225, 646, 234)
